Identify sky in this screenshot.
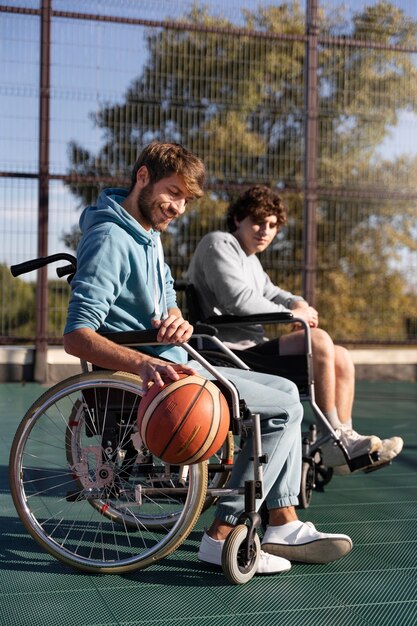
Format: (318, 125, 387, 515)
(1, 0, 417, 276)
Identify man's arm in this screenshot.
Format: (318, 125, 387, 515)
(64, 326, 196, 389)
(202, 238, 289, 315)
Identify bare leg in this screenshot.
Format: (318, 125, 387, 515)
(334, 345, 355, 425)
(280, 328, 338, 415)
(278, 329, 401, 469)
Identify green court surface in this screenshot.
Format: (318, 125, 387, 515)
(0, 381, 416, 626)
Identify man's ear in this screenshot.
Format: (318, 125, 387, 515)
(136, 165, 150, 187)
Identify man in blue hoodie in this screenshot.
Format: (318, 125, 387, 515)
(64, 142, 352, 575)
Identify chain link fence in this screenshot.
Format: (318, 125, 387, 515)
(1, 0, 417, 348)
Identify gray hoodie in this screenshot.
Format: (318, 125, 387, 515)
(186, 231, 304, 345)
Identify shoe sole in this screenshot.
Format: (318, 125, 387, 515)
(262, 537, 353, 563)
(256, 562, 292, 575)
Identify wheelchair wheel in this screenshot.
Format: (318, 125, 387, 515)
(314, 463, 333, 491)
(64, 396, 159, 530)
(9, 371, 208, 574)
(65, 394, 232, 525)
(299, 460, 315, 509)
(222, 525, 260, 585)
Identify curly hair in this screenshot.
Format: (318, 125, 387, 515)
(226, 185, 287, 232)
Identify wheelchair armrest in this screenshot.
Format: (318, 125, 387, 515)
(204, 312, 294, 327)
(101, 329, 160, 345)
(199, 311, 313, 368)
(102, 324, 218, 346)
(193, 323, 219, 336)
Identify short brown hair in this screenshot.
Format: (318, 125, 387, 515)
(129, 142, 205, 197)
(226, 185, 287, 232)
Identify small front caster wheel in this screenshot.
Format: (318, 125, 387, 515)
(221, 524, 260, 584)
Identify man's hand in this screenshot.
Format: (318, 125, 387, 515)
(290, 302, 319, 328)
(152, 310, 193, 344)
(138, 358, 197, 390)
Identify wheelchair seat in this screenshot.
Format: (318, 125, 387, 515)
(182, 282, 311, 398)
(179, 281, 383, 482)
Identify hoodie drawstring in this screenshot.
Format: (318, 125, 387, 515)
(152, 237, 168, 320)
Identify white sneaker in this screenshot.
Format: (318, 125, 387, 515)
(262, 520, 352, 563)
(198, 532, 291, 574)
(334, 435, 404, 475)
(379, 436, 403, 462)
(320, 427, 382, 467)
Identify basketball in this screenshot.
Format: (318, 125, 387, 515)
(137, 374, 230, 465)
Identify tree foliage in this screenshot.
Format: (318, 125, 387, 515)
(0, 265, 71, 340)
(0, 264, 36, 337)
(63, 1, 417, 341)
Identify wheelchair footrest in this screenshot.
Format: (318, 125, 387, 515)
(347, 450, 380, 472)
(363, 459, 391, 474)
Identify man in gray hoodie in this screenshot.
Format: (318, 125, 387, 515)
(187, 185, 403, 473)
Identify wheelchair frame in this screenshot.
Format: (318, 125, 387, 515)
(8, 253, 381, 583)
(181, 282, 383, 500)
(8, 254, 271, 585)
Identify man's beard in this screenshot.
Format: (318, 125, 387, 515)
(137, 183, 174, 232)
(137, 183, 157, 229)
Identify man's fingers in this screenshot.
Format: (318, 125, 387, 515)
(140, 363, 169, 390)
(140, 360, 197, 394)
(157, 319, 193, 343)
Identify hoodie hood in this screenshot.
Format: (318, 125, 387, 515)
(79, 188, 168, 321)
(80, 188, 155, 246)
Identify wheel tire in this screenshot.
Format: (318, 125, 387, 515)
(221, 525, 260, 585)
(314, 463, 333, 491)
(9, 371, 208, 574)
(299, 460, 315, 509)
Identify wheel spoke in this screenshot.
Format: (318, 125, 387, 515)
(9, 371, 208, 573)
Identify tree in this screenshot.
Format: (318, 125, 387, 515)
(64, 1, 417, 341)
(0, 264, 36, 338)
(0, 265, 71, 340)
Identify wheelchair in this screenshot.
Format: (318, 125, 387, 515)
(8, 254, 274, 585)
(179, 282, 384, 506)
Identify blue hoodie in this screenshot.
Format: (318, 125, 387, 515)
(64, 188, 187, 364)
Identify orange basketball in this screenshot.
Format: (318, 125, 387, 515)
(137, 374, 230, 465)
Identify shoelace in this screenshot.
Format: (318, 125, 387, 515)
(340, 428, 378, 445)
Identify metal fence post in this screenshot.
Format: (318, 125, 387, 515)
(35, 0, 51, 383)
(303, 0, 319, 306)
